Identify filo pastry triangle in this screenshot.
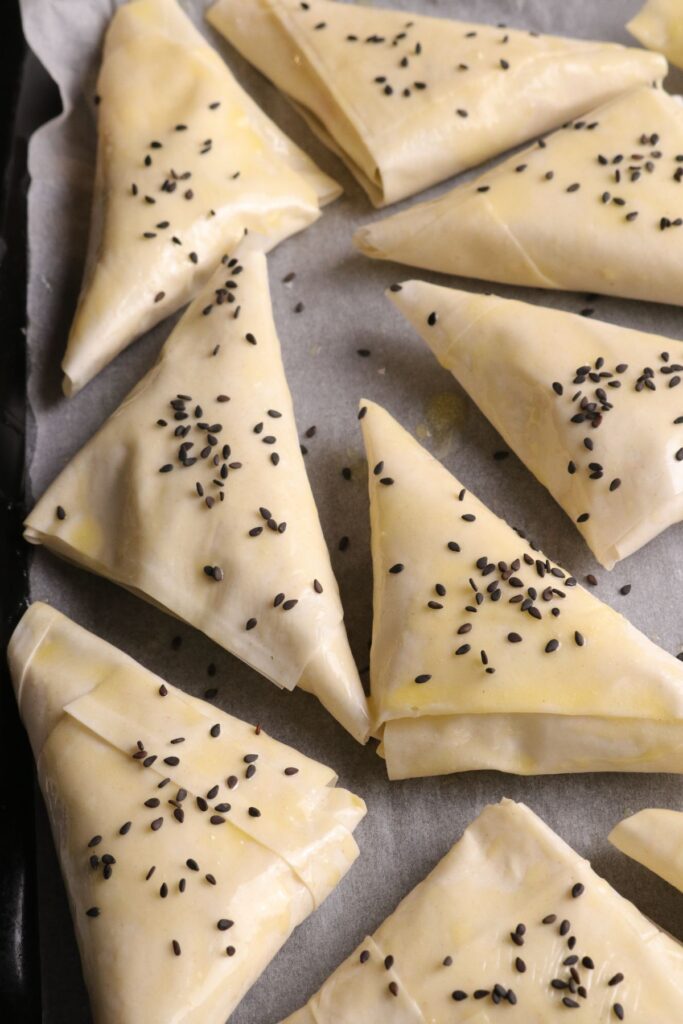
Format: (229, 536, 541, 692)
(24, 251, 370, 744)
(609, 808, 683, 893)
(355, 85, 683, 306)
(388, 281, 683, 569)
(62, 0, 340, 396)
(206, 0, 665, 208)
(8, 602, 366, 1024)
(628, 1, 683, 70)
(281, 799, 683, 1024)
(359, 400, 683, 779)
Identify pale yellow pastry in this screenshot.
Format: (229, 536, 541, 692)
(207, 0, 665, 207)
(63, 0, 339, 396)
(25, 251, 370, 743)
(355, 86, 683, 306)
(610, 808, 683, 893)
(359, 400, 683, 779)
(281, 799, 683, 1023)
(8, 602, 366, 1024)
(388, 280, 683, 569)
(628, 1, 683, 69)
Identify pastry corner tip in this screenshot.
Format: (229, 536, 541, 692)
(352, 221, 384, 258)
(61, 367, 78, 398)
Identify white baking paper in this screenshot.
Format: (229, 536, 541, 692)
(18, 1, 683, 1021)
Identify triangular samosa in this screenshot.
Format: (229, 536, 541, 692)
(359, 400, 683, 778)
(25, 251, 370, 743)
(281, 799, 683, 1023)
(207, 0, 665, 207)
(63, 0, 339, 395)
(355, 85, 683, 307)
(8, 602, 366, 1024)
(610, 808, 683, 893)
(628, 1, 683, 70)
(388, 280, 683, 569)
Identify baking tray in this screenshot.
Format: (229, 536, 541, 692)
(1, 6, 40, 1020)
(7, 2, 683, 1022)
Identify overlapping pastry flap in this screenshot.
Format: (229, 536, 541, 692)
(355, 86, 683, 307)
(8, 603, 365, 1024)
(610, 808, 683, 893)
(389, 281, 683, 569)
(359, 400, 683, 731)
(207, 0, 665, 207)
(628, 1, 683, 70)
(281, 800, 683, 1023)
(63, 0, 339, 396)
(25, 252, 370, 743)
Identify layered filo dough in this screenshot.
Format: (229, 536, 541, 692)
(360, 400, 683, 779)
(355, 87, 683, 306)
(7, 603, 366, 1024)
(26, 252, 370, 743)
(63, 0, 339, 394)
(610, 808, 683, 893)
(281, 800, 683, 1023)
(207, 0, 665, 207)
(389, 281, 683, 569)
(628, 0, 683, 70)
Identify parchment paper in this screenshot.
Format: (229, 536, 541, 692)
(18, 1, 683, 1021)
